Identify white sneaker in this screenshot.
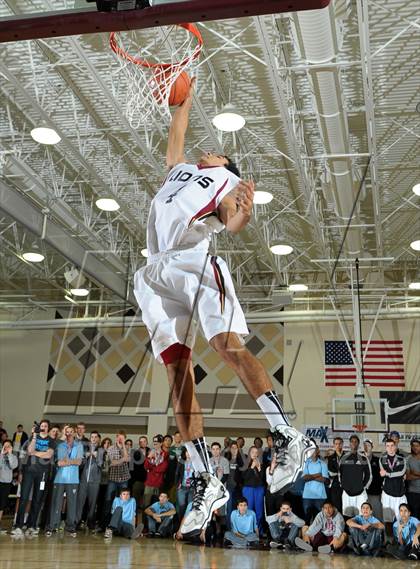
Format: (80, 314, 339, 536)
(270, 424, 316, 494)
(104, 528, 113, 539)
(180, 472, 229, 538)
(10, 528, 24, 537)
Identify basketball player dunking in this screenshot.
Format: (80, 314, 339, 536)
(134, 79, 315, 538)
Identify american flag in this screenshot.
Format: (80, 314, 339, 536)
(324, 340, 405, 387)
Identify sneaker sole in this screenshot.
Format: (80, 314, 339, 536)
(180, 490, 229, 537)
(318, 544, 332, 554)
(270, 442, 316, 494)
(295, 537, 313, 552)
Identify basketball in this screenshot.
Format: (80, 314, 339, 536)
(168, 71, 190, 106)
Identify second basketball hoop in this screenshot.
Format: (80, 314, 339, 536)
(110, 23, 202, 128)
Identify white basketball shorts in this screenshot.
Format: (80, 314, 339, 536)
(342, 490, 368, 517)
(133, 248, 249, 362)
(381, 491, 407, 522)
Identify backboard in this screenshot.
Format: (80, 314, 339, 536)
(329, 396, 389, 434)
(0, 0, 331, 43)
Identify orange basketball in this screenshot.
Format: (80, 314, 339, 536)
(168, 71, 190, 106)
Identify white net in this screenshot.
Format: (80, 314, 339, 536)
(110, 24, 202, 129)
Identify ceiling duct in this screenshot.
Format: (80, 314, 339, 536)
(291, 3, 362, 254)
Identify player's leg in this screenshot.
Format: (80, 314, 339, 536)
(161, 344, 229, 537)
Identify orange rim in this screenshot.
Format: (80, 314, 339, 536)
(109, 23, 203, 70)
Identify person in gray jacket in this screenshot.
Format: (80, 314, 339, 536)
(76, 431, 104, 531)
(267, 500, 305, 549)
(295, 500, 348, 553)
(0, 440, 18, 533)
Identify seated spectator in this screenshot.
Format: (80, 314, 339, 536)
(241, 446, 265, 533)
(12, 425, 28, 453)
(105, 488, 143, 540)
(388, 503, 420, 560)
(104, 431, 131, 526)
(295, 500, 347, 553)
(267, 500, 304, 549)
(46, 424, 83, 537)
(224, 497, 259, 548)
(346, 501, 384, 556)
(144, 492, 176, 537)
(302, 446, 329, 525)
(0, 440, 18, 533)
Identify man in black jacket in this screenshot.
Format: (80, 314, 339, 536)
(380, 438, 407, 527)
(339, 435, 372, 517)
(363, 439, 383, 520)
(327, 437, 344, 512)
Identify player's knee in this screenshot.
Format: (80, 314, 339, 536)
(161, 343, 192, 366)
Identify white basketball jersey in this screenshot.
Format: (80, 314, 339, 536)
(147, 163, 239, 256)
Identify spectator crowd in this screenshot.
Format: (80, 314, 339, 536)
(0, 419, 419, 560)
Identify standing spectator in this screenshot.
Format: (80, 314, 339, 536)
(262, 434, 275, 471)
(253, 437, 264, 460)
(162, 434, 177, 501)
(406, 438, 420, 519)
(104, 431, 131, 525)
(222, 437, 233, 457)
(363, 439, 383, 520)
(224, 497, 259, 547)
(346, 501, 384, 556)
(131, 436, 149, 518)
(339, 435, 372, 517)
(295, 500, 347, 553)
(12, 419, 56, 537)
(76, 431, 104, 531)
(302, 446, 329, 525)
(75, 422, 90, 455)
(175, 449, 194, 521)
(0, 440, 18, 533)
(143, 435, 168, 509)
(327, 437, 344, 512)
(12, 425, 28, 453)
(125, 439, 133, 451)
(170, 432, 184, 461)
(49, 425, 61, 441)
(105, 488, 143, 540)
(225, 442, 244, 526)
(379, 438, 407, 525)
(97, 437, 112, 529)
(389, 431, 407, 456)
(144, 492, 176, 537)
(209, 442, 230, 536)
(241, 446, 265, 533)
(267, 500, 304, 549)
(46, 424, 83, 537)
(236, 437, 247, 462)
(388, 503, 420, 560)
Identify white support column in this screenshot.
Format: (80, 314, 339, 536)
(146, 361, 170, 439)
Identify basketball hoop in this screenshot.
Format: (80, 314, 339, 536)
(352, 424, 368, 433)
(110, 23, 202, 128)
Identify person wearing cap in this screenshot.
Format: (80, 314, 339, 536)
(406, 438, 420, 519)
(339, 435, 372, 517)
(379, 438, 407, 534)
(363, 439, 383, 520)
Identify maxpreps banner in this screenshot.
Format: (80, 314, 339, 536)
(303, 425, 352, 450)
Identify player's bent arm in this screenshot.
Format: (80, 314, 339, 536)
(219, 180, 254, 234)
(166, 78, 195, 169)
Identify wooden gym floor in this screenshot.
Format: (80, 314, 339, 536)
(0, 533, 408, 569)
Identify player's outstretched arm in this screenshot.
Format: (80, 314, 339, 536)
(218, 180, 255, 234)
(166, 77, 195, 169)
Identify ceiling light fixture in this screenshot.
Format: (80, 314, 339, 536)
(288, 283, 308, 292)
(64, 294, 78, 304)
(408, 282, 420, 290)
(253, 191, 273, 205)
(96, 198, 120, 211)
(270, 244, 293, 256)
(22, 251, 45, 263)
(70, 288, 90, 297)
(141, 248, 149, 258)
(410, 240, 420, 251)
(413, 184, 420, 196)
(30, 126, 61, 145)
(212, 104, 246, 132)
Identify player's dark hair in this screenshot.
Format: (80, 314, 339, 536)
(385, 438, 395, 444)
(237, 497, 248, 506)
(224, 155, 240, 178)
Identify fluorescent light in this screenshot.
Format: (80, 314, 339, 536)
(288, 284, 308, 292)
(408, 282, 420, 290)
(64, 294, 78, 304)
(253, 191, 273, 205)
(413, 184, 420, 196)
(30, 127, 61, 145)
(212, 104, 245, 132)
(410, 240, 420, 251)
(141, 248, 149, 258)
(22, 252, 45, 263)
(70, 288, 89, 297)
(96, 198, 120, 211)
(270, 244, 293, 256)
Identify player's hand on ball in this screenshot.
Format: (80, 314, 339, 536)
(236, 180, 255, 216)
